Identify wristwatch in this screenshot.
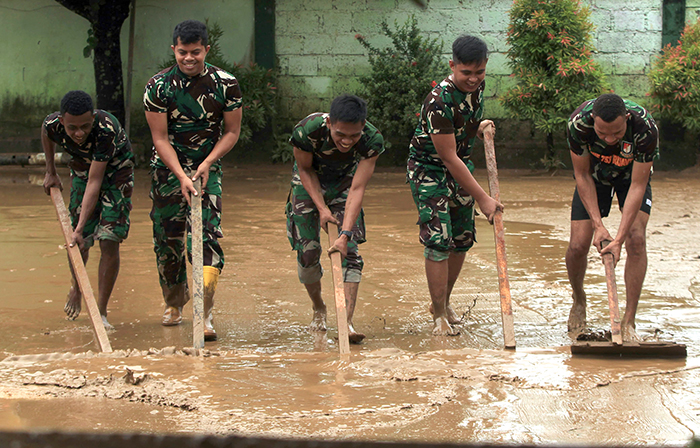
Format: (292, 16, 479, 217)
(339, 230, 353, 240)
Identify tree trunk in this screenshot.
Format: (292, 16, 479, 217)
(55, 0, 132, 124)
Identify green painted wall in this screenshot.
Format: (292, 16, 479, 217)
(0, 0, 255, 108)
(688, 0, 700, 22)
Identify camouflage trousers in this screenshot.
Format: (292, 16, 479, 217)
(150, 166, 224, 308)
(69, 164, 134, 249)
(407, 166, 476, 262)
(286, 179, 365, 284)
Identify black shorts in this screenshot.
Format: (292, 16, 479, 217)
(571, 180, 652, 221)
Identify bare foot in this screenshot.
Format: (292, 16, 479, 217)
(309, 306, 327, 332)
(429, 303, 462, 325)
(432, 316, 460, 336)
(101, 315, 115, 332)
(348, 323, 366, 344)
(567, 294, 586, 333)
(64, 287, 81, 320)
(621, 324, 641, 342)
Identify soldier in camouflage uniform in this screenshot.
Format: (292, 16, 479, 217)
(42, 90, 134, 330)
(286, 94, 384, 344)
(566, 93, 659, 342)
(144, 20, 242, 340)
(407, 35, 502, 336)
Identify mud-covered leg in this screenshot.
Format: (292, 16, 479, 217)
(345, 281, 365, 343)
(64, 246, 89, 320)
(621, 212, 649, 342)
(305, 281, 327, 331)
(97, 239, 119, 331)
(566, 220, 594, 334)
(426, 258, 459, 336)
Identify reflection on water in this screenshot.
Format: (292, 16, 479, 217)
(1, 164, 699, 443)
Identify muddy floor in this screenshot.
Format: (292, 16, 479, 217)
(0, 163, 699, 444)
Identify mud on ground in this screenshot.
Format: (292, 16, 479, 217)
(0, 165, 699, 444)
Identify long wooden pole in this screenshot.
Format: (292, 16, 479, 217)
(482, 129, 516, 350)
(191, 179, 205, 350)
(327, 222, 350, 355)
(50, 188, 112, 353)
(601, 241, 623, 345)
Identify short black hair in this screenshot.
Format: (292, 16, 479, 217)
(592, 93, 627, 122)
(173, 20, 208, 46)
(452, 35, 489, 65)
(59, 90, 94, 116)
(329, 94, 367, 124)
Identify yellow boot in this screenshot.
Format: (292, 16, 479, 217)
(203, 266, 220, 341)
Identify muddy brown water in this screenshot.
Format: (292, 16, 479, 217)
(0, 164, 699, 444)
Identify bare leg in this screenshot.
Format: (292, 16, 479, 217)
(305, 281, 327, 331)
(428, 252, 466, 324)
(566, 219, 594, 333)
(621, 212, 649, 342)
(344, 281, 365, 343)
(445, 252, 466, 324)
(64, 246, 90, 320)
(97, 240, 120, 330)
(425, 257, 459, 336)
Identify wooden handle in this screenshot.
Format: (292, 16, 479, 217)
(483, 132, 516, 350)
(601, 240, 622, 345)
(50, 188, 112, 353)
(327, 222, 350, 355)
(191, 179, 205, 350)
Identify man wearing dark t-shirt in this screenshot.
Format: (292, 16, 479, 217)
(565, 93, 659, 342)
(42, 90, 134, 330)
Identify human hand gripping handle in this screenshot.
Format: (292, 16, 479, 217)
(319, 208, 339, 234)
(599, 234, 621, 267)
(178, 175, 197, 206)
(328, 230, 350, 258)
(43, 172, 63, 196)
(191, 159, 212, 194)
(480, 123, 504, 224)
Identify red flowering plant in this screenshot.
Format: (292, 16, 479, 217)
(356, 16, 444, 164)
(501, 0, 607, 169)
(648, 19, 700, 135)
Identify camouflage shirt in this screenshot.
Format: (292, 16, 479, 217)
(43, 110, 134, 180)
(143, 62, 243, 170)
(290, 113, 384, 186)
(567, 99, 659, 185)
(408, 77, 484, 176)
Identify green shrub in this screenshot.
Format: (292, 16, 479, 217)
(271, 131, 294, 164)
(160, 21, 278, 154)
(501, 0, 608, 169)
(648, 19, 700, 134)
(356, 16, 444, 165)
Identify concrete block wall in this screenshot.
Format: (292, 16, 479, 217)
(275, 0, 666, 124)
(687, 0, 700, 23)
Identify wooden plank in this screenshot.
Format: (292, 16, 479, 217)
(571, 341, 687, 358)
(50, 188, 112, 353)
(327, 222, 350, 355)
(482, 128, 516, 350)
(191, 179, 205, 350)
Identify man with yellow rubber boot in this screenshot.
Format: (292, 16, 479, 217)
(202, 266, 219, 339)
(144, 20, 243, 341)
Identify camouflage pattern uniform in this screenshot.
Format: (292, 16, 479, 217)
(43, 110, 134, 248)
(144, 62, 242, 307)
(286, 113, 384, 283)
(407, 77, 484, 262)
(567, 99, 659, 220)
